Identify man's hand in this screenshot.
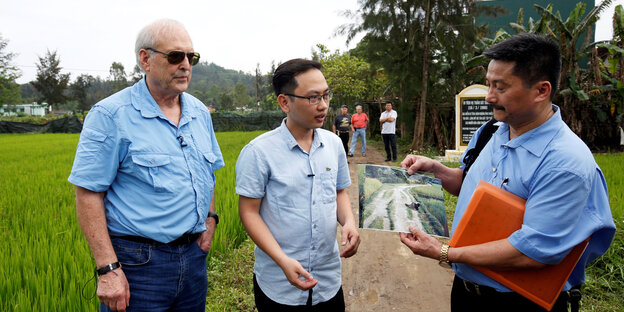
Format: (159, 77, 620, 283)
(340, 222, 360, 258)
(279, 257, 318, 290)
(197, 217, 216, 252)
(399, 226, 443, 260)
(400, 155, 439, 175)
(97, 268, 130, 312)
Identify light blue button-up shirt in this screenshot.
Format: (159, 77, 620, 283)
(68, 78, 224, 243)
(454, 105, 616, 291)
(235, 119, 351, 306)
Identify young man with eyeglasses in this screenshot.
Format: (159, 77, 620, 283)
(236, 58, 360, 311)
(69, 19, 223, 312)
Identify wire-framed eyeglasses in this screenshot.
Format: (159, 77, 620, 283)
(146, 48, 200, 66)
(284, 91, 333, 105)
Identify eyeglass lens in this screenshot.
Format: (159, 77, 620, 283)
(167, 51, 200, 66)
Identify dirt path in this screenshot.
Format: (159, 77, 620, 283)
(340, 140, 454, 311)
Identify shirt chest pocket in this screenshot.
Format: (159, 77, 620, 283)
(131, 154, 175, 193)
(320, 171, 337, 204)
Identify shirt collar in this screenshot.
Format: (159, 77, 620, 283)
(278, 118, 324, 152)
(499, 104, 563, 157)
(130, 77, 198, 120)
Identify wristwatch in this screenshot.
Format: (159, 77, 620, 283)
(96, 261, 121, 276)
(207, 211, 219, 225)
(439, 244, 452, 268)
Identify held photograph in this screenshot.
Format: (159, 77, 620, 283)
(358, 164, 449, 237)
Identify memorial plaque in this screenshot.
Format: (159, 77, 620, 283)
(460, 97, 493, 145)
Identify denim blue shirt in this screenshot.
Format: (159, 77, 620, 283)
(454, 105, 616, 291)
(68, 78, 224, 243)
(235, 119, 351, 305)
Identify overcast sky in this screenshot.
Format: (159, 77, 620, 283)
(1, 0, 621, 84)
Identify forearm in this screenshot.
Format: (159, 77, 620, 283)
(332, 125, 337, 133)
(431, 163, 463, 196)
(449, 239, 546, 270)
(336, 189, 355, 227)
(75, 186, 117, 268)
(239, 196, 289, 267)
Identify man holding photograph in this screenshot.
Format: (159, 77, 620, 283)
(398, 33, 615, 311)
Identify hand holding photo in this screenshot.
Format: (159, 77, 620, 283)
(358, 164, 449, 237)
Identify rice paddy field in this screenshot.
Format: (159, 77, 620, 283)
(0, 132, 263, 311)
(0, 133, 622, 311)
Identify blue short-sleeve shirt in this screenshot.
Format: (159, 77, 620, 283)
(68, 78, 224, 243)
(235, 119, 351, 306)
(454, 105, 616, 291)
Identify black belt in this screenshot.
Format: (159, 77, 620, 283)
(113, 233, 200, 246)
(337, 130, 349, 134)
(354, 127, 365, 129)
(460, 278, 499, 296)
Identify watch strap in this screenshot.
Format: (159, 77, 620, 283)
(439, 244, 451, 266)
(96, 261, 121, 276)
(207, 211, 219, 225)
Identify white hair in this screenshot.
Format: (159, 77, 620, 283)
(356, 105, 362, 110)
(134, 19, 189, 72)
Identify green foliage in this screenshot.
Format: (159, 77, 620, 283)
(0, 34, 22, 105)
(363, 178, 383, 199)
(108, 62, 129, 93)
(30, 50, 71, 108)
(206, 239, 257, 311)
(313, 44, 386, 108)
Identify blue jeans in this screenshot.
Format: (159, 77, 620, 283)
(349, 128, 367, 155)
(101, 237, 208, 312)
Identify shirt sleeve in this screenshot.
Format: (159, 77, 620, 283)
(235, 144, 268, 198)
(205, 112, 225, 171)
(68, 107, 121, 192)
(507, 168, 593, 264)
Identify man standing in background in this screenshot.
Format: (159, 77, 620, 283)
(349, 105, 369, 157)
(380, 102, 398, 161)
(333, 105, 351, 156)
(69, 19, 223, 312)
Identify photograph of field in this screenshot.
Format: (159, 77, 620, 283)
(358, 164, 449, 237)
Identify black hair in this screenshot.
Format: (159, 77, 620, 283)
(272, 59, 322, 97)
(483, 33, 561, 100)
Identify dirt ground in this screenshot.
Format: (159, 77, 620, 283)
(339, 140, 455, 311)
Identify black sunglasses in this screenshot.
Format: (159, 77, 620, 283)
(146, 48, 200, 66)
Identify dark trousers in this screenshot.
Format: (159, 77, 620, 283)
(253, 274, 345, 312)
(382, 133, 397, 160)
(338, 132, 349, 156)
(451, 276, 570, 312)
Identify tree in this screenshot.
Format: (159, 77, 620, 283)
(70, 74, 95, 112)
(340, 0, 496, 151)
(129, 64, 143, 84)
(234, 82, 251, 108)
(31, 50, 70, 108)
(534, 0, 614, 140)
(0, 34, 22, 105)
(108, 62, 128, 92)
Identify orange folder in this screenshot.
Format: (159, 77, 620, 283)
(449, 181, 589, 311)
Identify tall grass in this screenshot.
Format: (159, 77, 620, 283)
(0, 131, 262, 311)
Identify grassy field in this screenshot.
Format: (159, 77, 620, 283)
(0, 132, 262, 311)
(1, 133, 622, 311)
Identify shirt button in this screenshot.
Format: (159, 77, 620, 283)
(313, 224, 317, 229)
(492, 168, 497, 172)
(313, 201, 316, 205)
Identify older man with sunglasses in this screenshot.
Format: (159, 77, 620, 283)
(69, 19, 223, 312)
